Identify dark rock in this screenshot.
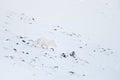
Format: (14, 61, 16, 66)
(22, 40, 26, 43)
(69, 71, 74, 74)
(16, 43, 19, 45)
(22, 51, 25, 54)
(82, 74, 86, 76)
(5, 39, 10, 41)
(21, 60, 25, 62)
(80, 47, 83, 48)
(54, 66, 59, 68)
(32, 18, 35, 21)
(13, 48, 17, 52)
(70, 51, 76, 58)
(93, 50, 96, 52)
(61, 53, 67, 58)
(19, 36, 23, 39)
(26, 52, 29, 54)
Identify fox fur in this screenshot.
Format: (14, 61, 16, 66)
(32, 37, 56, 50)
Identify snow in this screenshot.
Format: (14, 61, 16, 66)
(0, 0, 120, 80)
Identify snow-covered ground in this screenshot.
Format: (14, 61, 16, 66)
(0, 0, 120, 80)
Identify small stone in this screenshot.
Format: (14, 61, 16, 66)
(10, 56, 14, 59)
(16, 43, 19, 45)
(19, 36, 23, 39)
(93, 50, 96, 52)
(35, 57, 38, 58)
(22, 40, 26, 43)
(22, 51, 25, 54)
(26, 42, 30, 44)
(26, 52, 29, 54)
(53, 29, 57, 31)
(80, 47, 83, 48)
(21, 60, 25, 62)
(29, 22, 32, 24)
(69, 71, 74, 74)
(82, 74, 86, 76)
(13, 48, 17, 52)
(70, 51, 76, 58)
(61, 53, 67, 58)
(5, 39, 10, 41)
(54, 66, 59, 68)
(32, 18, 35, 21)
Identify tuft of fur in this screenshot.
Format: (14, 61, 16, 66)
(32, 37, 56, 50)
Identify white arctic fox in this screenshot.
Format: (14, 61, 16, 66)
(32, 37, 57, 51)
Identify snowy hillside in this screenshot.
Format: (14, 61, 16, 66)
(0, 11, 120, 80)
